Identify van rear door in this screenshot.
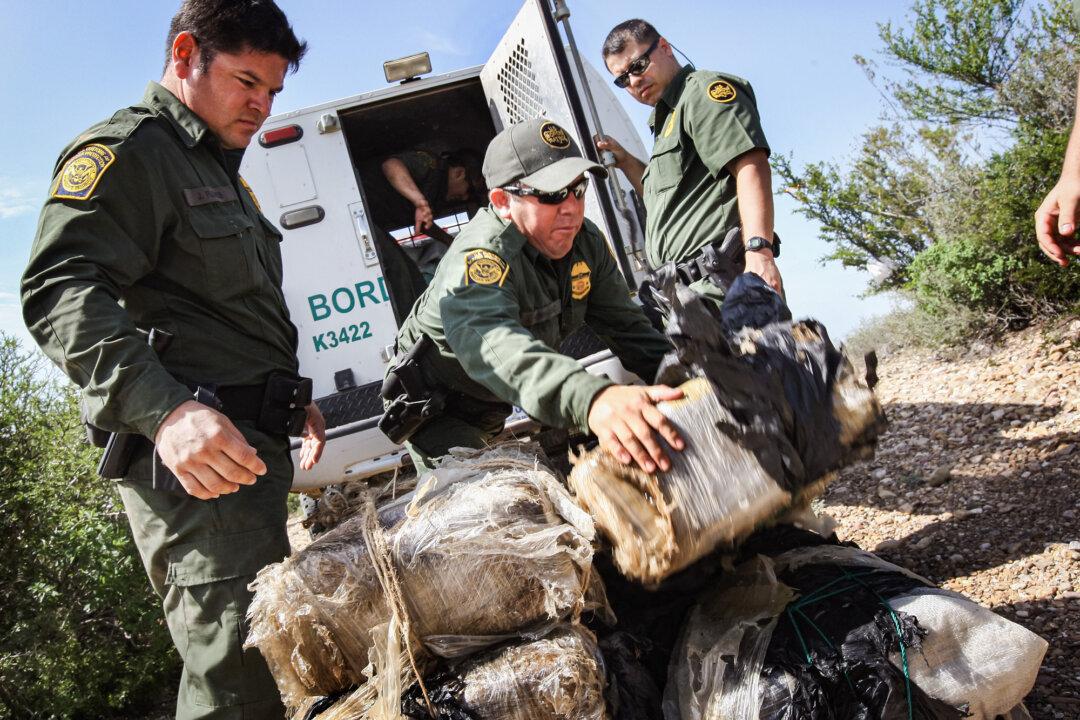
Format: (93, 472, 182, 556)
(480, 0, 643, 286)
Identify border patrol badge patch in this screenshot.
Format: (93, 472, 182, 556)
(707, 80, 737, 103)
(571, 260, 591, 300)
(52, 144, 115, 201)
(540, 122, 571, 149)
(238, 175, 262, 213)
(464, 249, 510, 286)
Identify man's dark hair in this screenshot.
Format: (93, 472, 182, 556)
(445, 149, 487, 202)
(164, 0, 307, 73)
(602, 19, 660, 59)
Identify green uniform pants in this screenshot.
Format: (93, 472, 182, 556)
(403, 396, 511, 473)
(117, 422, 291, 720)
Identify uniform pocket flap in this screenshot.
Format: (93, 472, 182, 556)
(643, 137, 683, 192)
(166, 525, 289, 587)
(188, 203, 255, 239)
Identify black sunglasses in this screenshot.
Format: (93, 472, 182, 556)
(613, 38, 660, 88)
(503, 177, 589, 205)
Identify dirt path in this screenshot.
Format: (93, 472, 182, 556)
(822, 318, 1080, 718)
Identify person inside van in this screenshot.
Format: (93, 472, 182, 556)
(380, 119, 684, 475)
(361, 148, 485, 321)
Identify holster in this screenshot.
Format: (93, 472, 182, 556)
(378, 334, 445, 445)
(640, 228, 782, 324)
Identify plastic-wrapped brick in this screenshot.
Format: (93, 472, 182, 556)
(666, 544, 1047, 720)
(246, 445, 599, 709)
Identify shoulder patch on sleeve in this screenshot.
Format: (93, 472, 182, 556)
(51, 144, 116, 201)
(464, 248, 510, 286)
(707, 79, 737, 104)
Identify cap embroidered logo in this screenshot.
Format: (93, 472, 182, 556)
(540, 122, 571, 149)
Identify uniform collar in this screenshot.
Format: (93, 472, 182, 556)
(142, 81, 214, 149)
(479, 207, 577, 266)
(648, 64, 694, 133)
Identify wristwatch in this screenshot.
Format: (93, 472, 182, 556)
(745, 235, 780, 258)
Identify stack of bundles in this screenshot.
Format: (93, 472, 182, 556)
(666, 542, 1047, 720)
(246, 445, 601, 710)
(569, 274, 885, 583)
(397, 625, 608, 720)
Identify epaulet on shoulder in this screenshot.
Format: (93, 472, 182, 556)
(50, 107, 154, 201)
(63, 107, 154, 157)
(689, 70, 747, 106)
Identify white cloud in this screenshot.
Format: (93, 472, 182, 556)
(0, 178, 42, 220)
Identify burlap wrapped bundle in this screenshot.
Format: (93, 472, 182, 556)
(399, 624, 608, 720)
(570, 282, 884, 584)
(246, 446, 598, 709)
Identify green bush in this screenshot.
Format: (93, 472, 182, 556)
(908, 237, 1021, 314)
(0, 335, 176, 719)
(844, 295, 985, 359)
(778, 0, 1080, 331)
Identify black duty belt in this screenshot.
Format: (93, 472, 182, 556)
(186, 371, 313, 437)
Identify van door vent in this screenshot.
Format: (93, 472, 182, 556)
(496, 39, 546, 124)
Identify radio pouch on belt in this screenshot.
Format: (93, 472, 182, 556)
(259, 372, 313, 437)
(378, 333, 445, 445)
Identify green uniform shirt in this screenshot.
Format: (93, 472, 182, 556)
(360, 149, 448, 230)
(395, 207, 670, 432)
(22, 82, 298, 441)
(642, 65, 770, 268)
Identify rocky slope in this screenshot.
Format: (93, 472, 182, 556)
(822, 318, 1080, 718)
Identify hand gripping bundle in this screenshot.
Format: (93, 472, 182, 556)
(245, 445, 604, 712)
(570, 276, 881, 587)
(570, 274, 886, 584)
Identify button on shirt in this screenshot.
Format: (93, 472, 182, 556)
(22, 82, 298, 440)
(642, 65, 770, 269)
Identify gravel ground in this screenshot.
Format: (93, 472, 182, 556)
(821, 318, 1080, 719)
(189, 319, 1080, 720)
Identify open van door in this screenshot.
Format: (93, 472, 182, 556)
(480, 0, 648, 287)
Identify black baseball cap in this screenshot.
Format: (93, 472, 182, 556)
(483, 118, 607, 192)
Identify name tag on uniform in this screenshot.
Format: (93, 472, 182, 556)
(183, 185, 239, 206)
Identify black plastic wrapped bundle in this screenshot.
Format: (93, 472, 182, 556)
(569, 274, 885, 583)
(666, 544, 1047, 720)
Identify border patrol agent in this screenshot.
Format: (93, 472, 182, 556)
(596, 18, 783, 312)
(380, 119, 685, 475)
(20, 2, 322, 718)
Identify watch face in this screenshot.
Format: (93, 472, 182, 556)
(747, 236, 769, 251)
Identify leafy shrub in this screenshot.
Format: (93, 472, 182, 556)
(0, 335, 176, 719)
(844, 295, 985, 360)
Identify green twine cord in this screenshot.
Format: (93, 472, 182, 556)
(784, 567, 915, 720)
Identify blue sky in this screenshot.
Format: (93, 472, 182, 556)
(0, 0, 915, 348)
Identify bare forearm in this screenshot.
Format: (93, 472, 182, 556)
(1061, 72, 1080, 181)
(730, 149, 774, 240)
(621, 156, 647, 196)
(381, 158, 428, 208)
(595, 135, 646, 195)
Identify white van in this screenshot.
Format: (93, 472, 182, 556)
(240, 0, 650, 489)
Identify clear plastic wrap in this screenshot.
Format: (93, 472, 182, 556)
(665, 544, 1048, 720)
(246, 445, 599, 709)
(400, 624, 609, 720)
(569, 274, 884, 585)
